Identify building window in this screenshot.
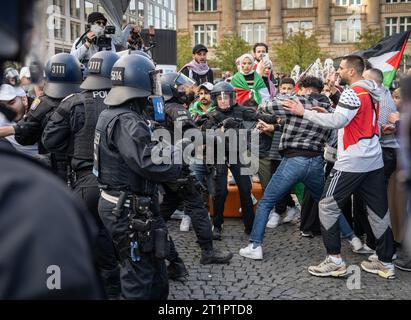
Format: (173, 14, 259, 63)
(70, 21, 81, 41)
(162, 9, 167, 28)
(129, 0, 136, 15)
(70, 0, 80, 18)
(194, 0, 217, 12)
(240, 23, 266, 43)
(386, 0, 411, 3)
(171, 0, 176, 11)
(194, 24, 217, 47)
(53, 0, 65, 15)
(334, 19, 361, 43)
(54, 17, 66, 40)
(154, 6, 160, 28)
(287, 0, 313, 8)
(138, 1, 144, 20)
(385, 16, 411, 36)
(148, 4, 154, 26)
(286, 21, 313, 36)
(335, 0, 362, 6)
(241, 0, 266, 10)
(84, 1, 94, 19)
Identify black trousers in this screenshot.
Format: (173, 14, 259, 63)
(213, 164, 254, 233)
(161, 182, 213, 252)
(319, 168, 395, 263)
(98, 195, 168, 300)
(73, 172, 120, 298)
(352, 147, 398, 249)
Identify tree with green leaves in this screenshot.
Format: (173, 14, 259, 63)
(211, 35, 251, 73)
(273, 31, 323, 74)
(177, 34, 193, 70)
(354, 28, 384, 51)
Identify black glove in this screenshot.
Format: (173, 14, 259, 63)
(13, 121, 41, 144)
(222, 118, 241, 130)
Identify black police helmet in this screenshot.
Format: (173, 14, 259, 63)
(161, 72, 196, 103)
(105, 54, 159, 106)
(81, 51, 119, 91)
(211, 81, 236, 107)
(44, 53, 83, 99)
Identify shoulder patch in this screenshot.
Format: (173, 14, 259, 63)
(61, 93, 76, 103)
(30, 98, 42, 111)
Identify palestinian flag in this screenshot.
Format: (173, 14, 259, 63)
(357, 30, 410, 88)
(231, 72, 270, 105)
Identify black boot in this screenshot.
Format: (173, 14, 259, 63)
(100, 267, 121, 300)
(167, 258, 189, 281)
(200, 248, 233, 265)
(212, 227, 222, 241)
(394, 258, 411, 272)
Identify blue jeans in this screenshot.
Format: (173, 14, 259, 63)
(249, 156, 356, 245)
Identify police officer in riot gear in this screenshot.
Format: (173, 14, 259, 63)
(95, 54, 182, 300)
(0, 0, 103, 299)
(8, 53, 83, 180)
(42, 51, 121, 299)
(160, 72, 233, 272)
(202, 82, 277, 239)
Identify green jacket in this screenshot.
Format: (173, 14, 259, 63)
(189, 101, 215, 117)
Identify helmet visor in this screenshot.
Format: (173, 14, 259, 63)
(150, 69, 163, 96)
(213, 91, 233, 108)
(174, 73, 196, 93)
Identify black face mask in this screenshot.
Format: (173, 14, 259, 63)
(178, 91, 195, 106)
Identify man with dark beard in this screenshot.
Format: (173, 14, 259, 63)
(180, 44, 214, 85)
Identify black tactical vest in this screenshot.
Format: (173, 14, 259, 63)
(94, 106, 157, 195)
(72, 91, 108, 161)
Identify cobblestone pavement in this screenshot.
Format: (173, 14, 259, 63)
(168, 218, 411, 300)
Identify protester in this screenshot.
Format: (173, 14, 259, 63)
(180, 44, 214, 85)
(231, 54, 270, 107)
(283, 55, 396, 279)
(0, 84, 38, 157)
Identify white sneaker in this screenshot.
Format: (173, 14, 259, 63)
(282, 207, 301, 223)
(239, 244, 263, 260)
(368, 253, 398, 262)
(353, 243, 376, 255)
(349, 236, 363, 252)
(251, 193, 258, 206)
(266, 211, 281, 229)
(180, 215, 191, 232)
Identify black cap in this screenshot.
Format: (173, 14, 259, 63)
(87, 12, 107, 25)
(193, 44, 208, 54)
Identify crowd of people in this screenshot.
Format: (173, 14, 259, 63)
(178, 41, 411, 280)
(0, 5, 410, 300)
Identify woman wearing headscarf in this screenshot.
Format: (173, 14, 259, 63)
(231, 54, 270, 107)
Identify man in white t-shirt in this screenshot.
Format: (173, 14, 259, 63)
(0, 84, 38, 157)
(283, 55, 396, 280)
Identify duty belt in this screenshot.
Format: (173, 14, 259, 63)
(101, 190, 131, 208)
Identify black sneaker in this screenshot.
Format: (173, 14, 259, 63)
(300, 231, 314, 238)
(200, 248, 233, 265)
(167, 259, 189, 281)
(394, 258, 411, 272)
(212, 227, 222, 241)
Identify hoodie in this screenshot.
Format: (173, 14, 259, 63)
(304, 79, 384, 173)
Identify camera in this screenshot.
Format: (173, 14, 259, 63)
(129, 30, 144, 50)
(94, 25, 115, 50)
(104, 25, 115, 35)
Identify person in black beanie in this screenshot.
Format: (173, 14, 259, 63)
(71, 12, 139, 69)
